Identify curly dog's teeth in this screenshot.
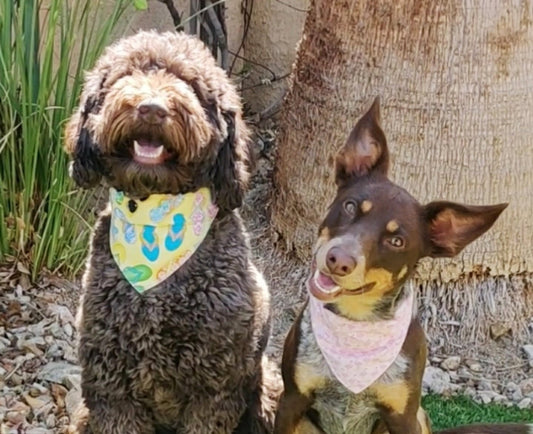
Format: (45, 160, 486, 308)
(134, 140, 164, 159)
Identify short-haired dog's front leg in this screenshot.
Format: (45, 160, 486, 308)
(274, 305, 326, 434)
(274, 388, 320, 434)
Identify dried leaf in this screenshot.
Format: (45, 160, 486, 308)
(17, 262, 30, 275)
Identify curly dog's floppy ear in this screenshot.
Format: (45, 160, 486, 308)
(64, 97, 105, 189)
(211, 110, 251, 213)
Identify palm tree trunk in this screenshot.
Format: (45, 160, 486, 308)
(271, 0, 533, 346)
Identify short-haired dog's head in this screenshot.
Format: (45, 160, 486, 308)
(64, 31, 250, 212)
(309, 98, 507, 320)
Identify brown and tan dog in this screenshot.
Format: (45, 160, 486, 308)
(274, 99, 531, 434)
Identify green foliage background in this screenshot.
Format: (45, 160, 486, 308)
(0, 0, 129, 278)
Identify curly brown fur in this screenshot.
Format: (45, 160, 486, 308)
(65, 31, 278, 433)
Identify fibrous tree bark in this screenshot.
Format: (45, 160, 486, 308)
(271, 0, 533, 347)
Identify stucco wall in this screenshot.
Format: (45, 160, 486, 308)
(115, 0, 245, 65)
(110, 0, 309, 114)
(242, 0, 309, 114)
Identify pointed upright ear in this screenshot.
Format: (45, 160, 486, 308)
(210, 110, 252, 213)
(64, 96, 105, 189)
(424, 201, 508, 257)
(335, 97, 389, 186)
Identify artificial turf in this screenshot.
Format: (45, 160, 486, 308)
(423, 394, 533, 430)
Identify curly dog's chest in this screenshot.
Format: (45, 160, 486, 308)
(78, 214, 266, 403)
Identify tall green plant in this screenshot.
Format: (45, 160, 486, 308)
(0, 0, 130, 278)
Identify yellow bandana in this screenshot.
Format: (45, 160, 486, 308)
(109, 187, 218, 293)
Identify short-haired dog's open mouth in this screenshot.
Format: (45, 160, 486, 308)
(132, 139, 172, 165)
(307, 263, 375, 301)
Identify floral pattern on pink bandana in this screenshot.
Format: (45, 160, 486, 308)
(309, 290, 414, 394)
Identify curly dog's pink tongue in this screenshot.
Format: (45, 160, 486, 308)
(133, 139, 165, 164)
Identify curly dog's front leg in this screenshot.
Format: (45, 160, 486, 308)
(69, 397, 156, 434)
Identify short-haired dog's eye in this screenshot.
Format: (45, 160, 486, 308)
(343, 200, 357, 217)
(386, 236, 405, 249)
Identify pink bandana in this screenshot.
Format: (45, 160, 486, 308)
(309, 290, 414, 393)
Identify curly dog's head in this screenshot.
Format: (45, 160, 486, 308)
(65, 31, 251, 212)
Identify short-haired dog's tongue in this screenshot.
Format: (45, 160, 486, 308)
(133, 139, 165, 164)
(317, 272, 336, 289)
(308, 270, 342, 301)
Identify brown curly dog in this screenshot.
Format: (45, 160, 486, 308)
(64, 30, 278, 434)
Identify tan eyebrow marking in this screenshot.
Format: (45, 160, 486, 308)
(386, 220, 399, 232)
(360, 200, 373, 213)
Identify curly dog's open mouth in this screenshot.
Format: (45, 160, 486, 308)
(129, 138, 173, 165)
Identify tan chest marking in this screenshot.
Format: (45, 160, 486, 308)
(294, 363, 327, 397)
(370, 381, 410, 414)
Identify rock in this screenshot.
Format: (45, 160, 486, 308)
(50, 383, 68, 409)
(492, 393, 508, 404)
(64, 323, 74, 338)
(23, 392, 52, 410)
(26, 428, 55, 434)
(65, 387, 82, 416)
(63, 373, 81, 390)
(464, 386, 476, 398)
(490, 322, 511, 340)
(17, 336, 46, 356)
(46, 304, 75, 325)
(476, 391, 502, 404)
(441, 356, 461, 371)
(49, 322, 65, 339)
(8, 373, 23, 386)
(465, 359, 483, 373)
(477, 379, 493, 391)
(45, 413, 56, 429)
(423, 366, 452, 394)
(27, 319, 53, 337)
(37, 361, 81, 385)
(449, 371, 460, 382)
(523, 345, 533, 367)
(33, 401, 54, 419)
(505, 381, 523, 402)
(29, 383, 48, 397)
(5, 400, 30, 425)
(45, 339, 77, 363)
(519, 378, 533, 396)
(518, 397, 532, 409)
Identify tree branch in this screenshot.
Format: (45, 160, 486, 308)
(157, 0, 183, 31)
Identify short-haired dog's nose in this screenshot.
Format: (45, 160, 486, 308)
(326, 247, 356, 276)
(137, 101, 168, 124)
